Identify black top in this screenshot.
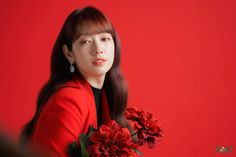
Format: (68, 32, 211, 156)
(90, 86, 102, 126)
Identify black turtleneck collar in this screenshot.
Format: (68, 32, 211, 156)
(90, 86, 102, 126)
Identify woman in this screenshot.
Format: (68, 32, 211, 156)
(20, 6, 129, 157)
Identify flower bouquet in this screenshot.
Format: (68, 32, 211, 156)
(68, 107, 162, 157)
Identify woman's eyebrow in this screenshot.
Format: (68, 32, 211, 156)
(78, 32, 111, 40)
(77, 34, 92, 40)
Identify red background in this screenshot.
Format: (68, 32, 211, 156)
(0, 0, 235, 157)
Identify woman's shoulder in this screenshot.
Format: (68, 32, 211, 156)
(46, 77, 93, 108)
(61, 76, 89, 90)
(56, 77, 91, 96)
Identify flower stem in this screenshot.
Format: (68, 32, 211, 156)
(131, 131, 137, 137)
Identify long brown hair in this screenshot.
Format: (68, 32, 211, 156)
(20, 6, 128, 143)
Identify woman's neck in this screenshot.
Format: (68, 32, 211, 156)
(85, 75, 105, 89)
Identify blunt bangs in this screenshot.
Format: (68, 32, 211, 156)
(73, 7, 114, 41)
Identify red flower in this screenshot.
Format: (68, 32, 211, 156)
(87, 120, 138, 157)
(124, 107, 162, 149)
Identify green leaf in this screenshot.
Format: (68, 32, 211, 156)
(80, 138, 90, 157)
(88, 125, 95, 137)
(134, 148, 143, 156)
(80, 134, 92, 146)
(67, 141, 80, 157)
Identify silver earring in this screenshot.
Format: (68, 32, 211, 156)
(70, 63, 75, 73)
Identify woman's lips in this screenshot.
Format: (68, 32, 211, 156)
(92, 58, 107, 66)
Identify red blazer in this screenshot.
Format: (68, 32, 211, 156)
(30, 77, 110, 157)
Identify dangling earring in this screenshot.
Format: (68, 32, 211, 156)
(70, 63, 75, 73)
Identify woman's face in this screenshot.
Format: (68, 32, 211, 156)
(70, 32, 115, 79)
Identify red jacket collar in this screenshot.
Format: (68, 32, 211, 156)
(63, 76, 111, 126)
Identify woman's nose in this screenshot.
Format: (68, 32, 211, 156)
(92, 41, 103, 55)
(95, 50, 103, 54)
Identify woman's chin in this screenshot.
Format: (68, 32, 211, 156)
(92, 67, 110, 76)
(87, 71, 106, 78)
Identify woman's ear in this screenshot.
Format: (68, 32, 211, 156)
(62, 44, 74, 63)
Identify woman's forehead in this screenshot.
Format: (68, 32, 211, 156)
(77, 19, 112, 34)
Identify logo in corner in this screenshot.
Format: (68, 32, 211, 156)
(216, 145, 232, 153)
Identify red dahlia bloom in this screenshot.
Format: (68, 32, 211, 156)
(87, 120, 138, 157)
(124, 107, 162, 149)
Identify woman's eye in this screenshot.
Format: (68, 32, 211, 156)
(80, 40, 91, 44)
(101, 37, 111, 41)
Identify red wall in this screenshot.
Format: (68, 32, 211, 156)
(0, 0, 235, 157)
